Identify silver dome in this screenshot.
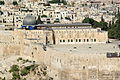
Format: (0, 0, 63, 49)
(23, 14, 36, 25)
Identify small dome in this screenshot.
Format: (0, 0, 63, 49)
(23, 14, 36, 25)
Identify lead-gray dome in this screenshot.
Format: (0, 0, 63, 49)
(23, 14, 36, 25)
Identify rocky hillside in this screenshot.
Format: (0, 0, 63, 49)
(0, 56, 53, 80)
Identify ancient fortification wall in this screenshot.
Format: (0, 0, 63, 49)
(0, 30, 119, 80)
(28, 45, 120, 80)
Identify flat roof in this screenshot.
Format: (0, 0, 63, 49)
(48, 40, 120, 54)
(51, 27, 93, 30)
(35, 23, 91, 27)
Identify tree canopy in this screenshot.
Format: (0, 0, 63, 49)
(37, 15, 43, 24)
(82, 17, 108, 30)
(49, 0, 67, 5)
(13, 1, 18, 5)
(108, 15, 120, 39)
(82, 15, 120, 39)
(0, 1, 5, 5)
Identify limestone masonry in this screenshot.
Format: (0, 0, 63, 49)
(0, 19, 120, 80)
(1, 0, 120, 80)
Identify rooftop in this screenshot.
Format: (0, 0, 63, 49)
(35, 23, 91, 27)
(48, 40, 120, 54)
(51, 27, 93, 30)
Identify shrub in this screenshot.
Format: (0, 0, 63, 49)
(9, 65, 19, 73)
(12, 72, 20, 80)
(20, 68, 29, 76)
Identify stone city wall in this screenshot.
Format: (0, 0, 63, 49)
(32, 46, 120, 80)
(0, 29, 118, 80)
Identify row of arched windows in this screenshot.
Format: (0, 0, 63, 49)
(60, 39, 96, 43)
(55, 29, 97, 34)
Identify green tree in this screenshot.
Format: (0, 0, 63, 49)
(82, 17, 95, 25)
(9, 65, 19, 73)
(108, 12, 120, 39)
(99, 16, 108, 31)
(99, 21, 108, 31)
(108, 29, 116, 39)
(20, 64, 37, 76)
(82, 17, 100, 28)
(37, 15, 43, 24)
(20, 68, 29, 76)
(92, 21, 101, 28)
(82, 17, 108, 30)
(114, 23, 120, 39)
(108, 21, 112, 29)
(61, 0, 67, 5)
(12, 72, 21, 80)
(49, 0, 60, 3)
(13, 1, 18, 5)
(49, 0, 67, 5)
(0, 1, 5, 5)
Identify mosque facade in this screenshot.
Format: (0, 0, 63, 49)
(21, 14, 108, 45)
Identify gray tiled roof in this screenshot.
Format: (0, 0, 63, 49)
(36, 23, 91, 27)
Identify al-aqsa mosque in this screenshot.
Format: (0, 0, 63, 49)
(21, 14, 108, 45)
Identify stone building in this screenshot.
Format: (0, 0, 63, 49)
(21, 14, 108, 45)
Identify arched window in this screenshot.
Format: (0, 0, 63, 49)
(63, 40, 65, 42)
(94, 39, 96, 42)
(60, 40, 62, 42)
(79, 39, 81, 42)
(84, 39, 85, 42)
(87, 39, 89, 42)
(83, 66, 85, 69)
(71, 39, 73, 42)
(68, 39, 70, 42)
(76, 39, 78, 42)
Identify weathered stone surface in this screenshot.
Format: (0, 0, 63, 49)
(0, 29, 119, 80)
